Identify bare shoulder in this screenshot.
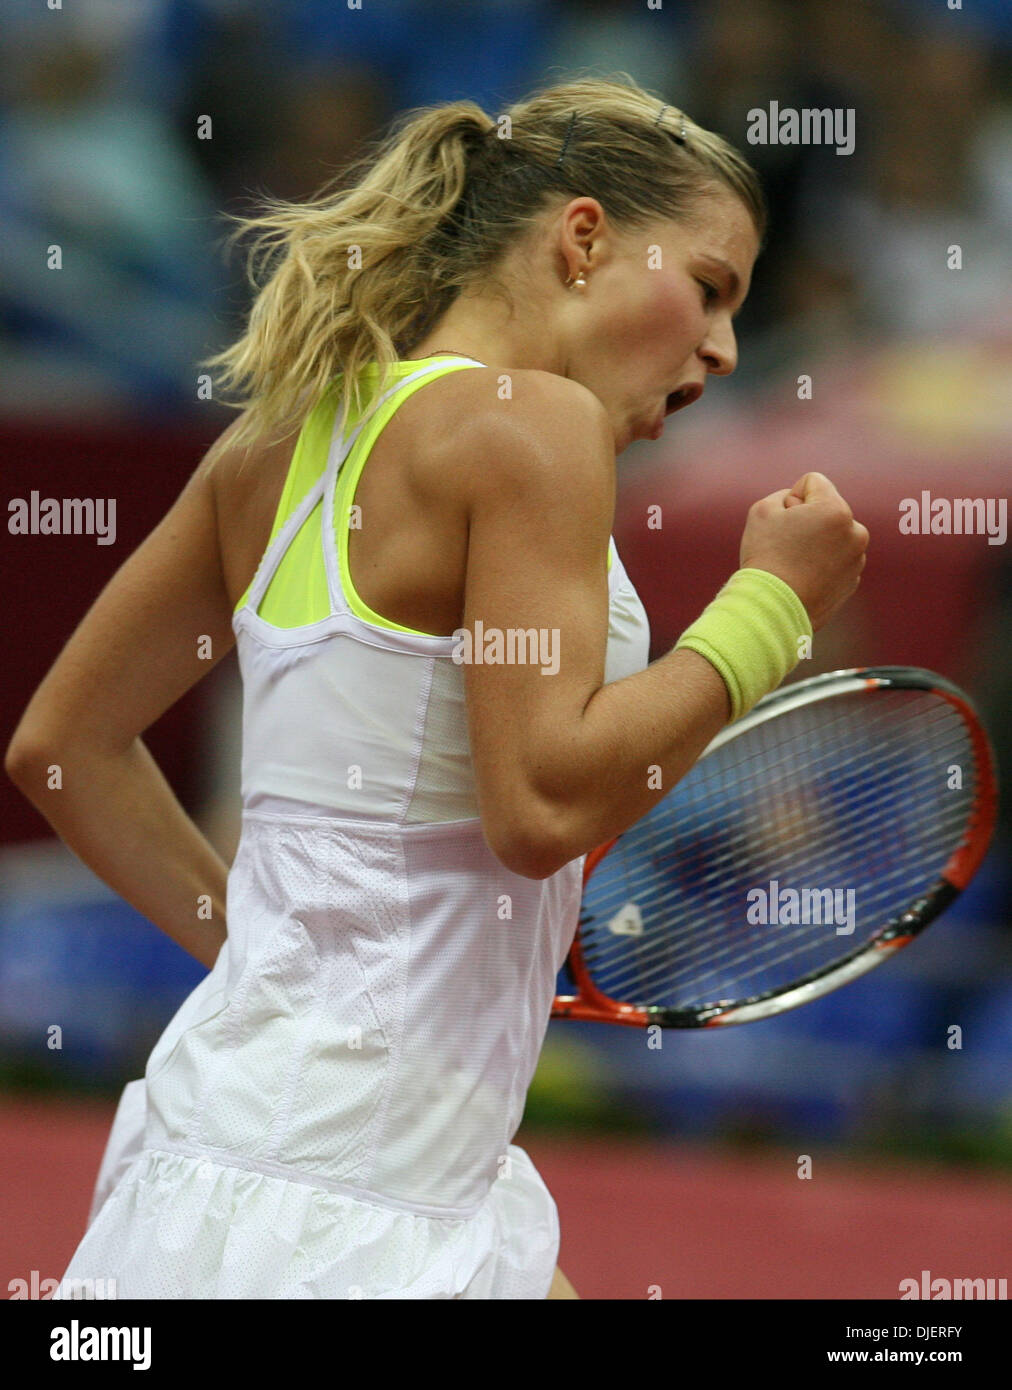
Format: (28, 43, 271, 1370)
(200, 410, 301, 611)
(201, 410, 296, 504)
(425, 366, 615, 506)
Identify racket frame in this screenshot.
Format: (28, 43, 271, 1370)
(551, 666, 998, 1028)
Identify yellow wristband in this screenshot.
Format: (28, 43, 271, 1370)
(674, 568, 812, 721)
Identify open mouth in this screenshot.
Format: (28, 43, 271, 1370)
(645, 384, 705, 441)
(665, 383, 704, 415)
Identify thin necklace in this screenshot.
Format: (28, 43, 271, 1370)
(407, 349, 482, 362)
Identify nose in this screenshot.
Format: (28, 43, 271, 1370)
(699, 315, 738, 376)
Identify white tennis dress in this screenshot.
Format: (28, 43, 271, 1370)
(55, 356, 651, 1299)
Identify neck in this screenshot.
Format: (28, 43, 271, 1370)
(407, 294, 566, 377)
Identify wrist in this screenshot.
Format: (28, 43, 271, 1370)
(674, 567, 812, 721)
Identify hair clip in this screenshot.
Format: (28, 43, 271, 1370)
(555, 111, 577, 168)
(656, 104, 687, 145)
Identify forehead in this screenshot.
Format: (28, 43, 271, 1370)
(646, 189, 759, 278)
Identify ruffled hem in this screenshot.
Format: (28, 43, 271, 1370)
(56, 1142, 559, 1299)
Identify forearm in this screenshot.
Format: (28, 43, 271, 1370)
(532, 567, 815, 870)
(540, 647, 732, 864)
(7, 737, 229, 970)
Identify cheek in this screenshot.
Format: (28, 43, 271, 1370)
(589, 275, 701, 388)
(642, 275, 703, 347)
(605, 274, 704, 377)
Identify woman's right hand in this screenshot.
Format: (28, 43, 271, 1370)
(738, 471, 870, 631)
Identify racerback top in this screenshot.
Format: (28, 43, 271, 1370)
(143, 355, 652, 1215)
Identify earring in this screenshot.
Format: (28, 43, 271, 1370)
(566, 272, 587, 289)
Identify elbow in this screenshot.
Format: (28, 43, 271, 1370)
(4, 735, 35, 788)
(484, 804, 576, 882)
(5, 728, 59, 792)
(495, 844, 564, 882)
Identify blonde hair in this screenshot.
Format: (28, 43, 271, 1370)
(201, 73, 766, 472)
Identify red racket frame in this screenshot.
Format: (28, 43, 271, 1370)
(550, 666, 998, 1028)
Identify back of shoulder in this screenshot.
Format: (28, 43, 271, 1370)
(436, 366, 615, 506)
(204, 412, 297, 508)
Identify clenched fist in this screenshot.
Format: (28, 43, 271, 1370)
(739, 472, 869, 631)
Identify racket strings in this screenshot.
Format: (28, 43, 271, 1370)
(636, 703, 958, 911)
(597, 717, 967, 1000)
(594, 708, 968, 992)
(583, 713, 970, 1000)
(672, 698, 958, 839)
(581, 702, 963, 973)
(578, 690, 977, 1010)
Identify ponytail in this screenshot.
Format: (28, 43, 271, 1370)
(201, 100, 494, 470)
(200, 75, 765, 473)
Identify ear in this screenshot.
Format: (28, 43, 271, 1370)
(557, 197, 608, 280)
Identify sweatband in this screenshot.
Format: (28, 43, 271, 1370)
(674, 567, 812, 721)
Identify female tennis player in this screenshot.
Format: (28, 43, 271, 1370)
(6, 76, 867, 1299)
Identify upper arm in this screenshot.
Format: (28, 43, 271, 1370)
(6, 440, 237, 764)
(458, 370, 616, 878)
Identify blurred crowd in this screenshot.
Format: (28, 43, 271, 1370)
(2, 0, 1009, 1162)
(1, 0, 1009, 417)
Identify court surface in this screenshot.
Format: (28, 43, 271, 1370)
(2, 1096, 1007, 1300)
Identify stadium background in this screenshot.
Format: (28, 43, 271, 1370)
(2, 0, 1010, 1299)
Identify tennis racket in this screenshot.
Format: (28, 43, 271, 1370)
(552, 666, 997, 1028)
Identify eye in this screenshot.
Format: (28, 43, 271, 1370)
(697, 279, 720, 307)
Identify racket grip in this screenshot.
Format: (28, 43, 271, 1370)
(674, 568, 811, 720)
